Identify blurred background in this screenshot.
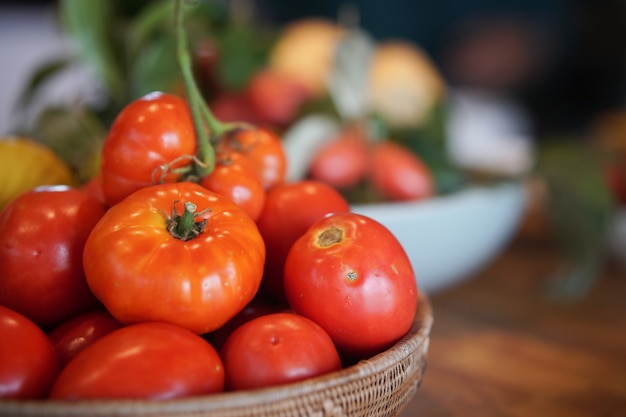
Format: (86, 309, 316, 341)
(2, 0, 625, 137)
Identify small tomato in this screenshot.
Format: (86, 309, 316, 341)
(100, 92, 196, 206)
(220, 312, 341, 391)
(48, 309, 123, 368)
(0, 186, 105, 328)
(0, 305, 60, 399)
(256, 180, 350, 302)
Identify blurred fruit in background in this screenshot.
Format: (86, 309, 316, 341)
(0, 137, 77, 210)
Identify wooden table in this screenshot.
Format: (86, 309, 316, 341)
(399, 237, 626, 417)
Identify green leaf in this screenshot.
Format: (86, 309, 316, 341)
(130, 35, 181, 98)
(16, 57, 72, 109)
(59, 0, 127, 105)
(127, 0, 176, 58)
(535, 139, 615, 300)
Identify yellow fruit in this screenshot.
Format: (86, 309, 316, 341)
(366, 41, 446, 128)
(0, 137, 77, 210)
(268, 18, 344, 97)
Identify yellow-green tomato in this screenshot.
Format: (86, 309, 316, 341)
(0, 137, 76, 210)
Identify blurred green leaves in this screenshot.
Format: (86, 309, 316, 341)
(535, 138, 615, 300)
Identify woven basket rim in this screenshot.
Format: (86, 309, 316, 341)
(1, 294, 433, 416)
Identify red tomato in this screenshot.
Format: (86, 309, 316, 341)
(219, 127, 287, 190)
(245, 69, 310, 128)
(206, 293, 281, 351)
(0, 305, 60, 399)
(80, 174, 106, 204)
(308, 127, 370, 189)
(100, 92, 197, 206)
(220, 312, 341, 391)
(200, 152, 266, 221)
(369, 140, 434, 201)
(210, 92, 261, 125)
(83, 182, 266, 334)
(49, 322, 224, 400)
(283, 212, 418, 359)
(48, 309, 123, 368)
(0, 186, 105, 328)
(256, 180, 350, 302)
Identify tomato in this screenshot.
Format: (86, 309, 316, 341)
(206, 293, 280, 351)
(200, 152, 266, 221)
(218, 127, 287, 190)
(0, 186, 105, 328)
(81, 174, 106, 205)
(83, 182, 266, 334)
(245, 69, 310, 128)
(369, 140, 434, 201)
(0, 305, 60, 399)
(49, 322, 224, 400)
(255, 180, 350, 302)
(0, 136, 76, 210)
(283, 212, 418, 359)
(48, 309, 123, 368)
(100, 92, 197, 206)
(220, 312, 341, 391)
(210, 92, 261, 125)
(307, 127, 370, 189)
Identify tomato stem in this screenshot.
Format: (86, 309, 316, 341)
(165, 200, 209, 241)
(174, 0, 218, 178)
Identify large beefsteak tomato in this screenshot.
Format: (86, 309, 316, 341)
(83, 182, 266, 334)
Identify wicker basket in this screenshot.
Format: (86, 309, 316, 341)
(1, 295, 432, 417)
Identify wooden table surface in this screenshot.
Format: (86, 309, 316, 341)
(399, 236, 626, 417)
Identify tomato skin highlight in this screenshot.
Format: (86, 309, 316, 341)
(0, 306, 60, 399)
(220, 312, 341, 391)
(48, 309, 123, 368)
(0, 186, 106, 328)
(83, 182, 266, 335)
(100, 92, 197, 207)
(255, 180, 350, 302)
(49, 322, 224, 400)
(283, 212, 418, 359)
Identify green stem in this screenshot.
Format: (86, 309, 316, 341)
(176, 201, 199, 238)
(174, 0, 217, 177)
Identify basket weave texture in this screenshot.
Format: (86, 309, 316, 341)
(1, 296, 432, 417)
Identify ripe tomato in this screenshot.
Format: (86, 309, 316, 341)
(220, 312, 341, 391)
(283, 212, 418, 359)
(0, 305, 60, 399)
(48, 309, 123, 368)
(218, 127, 287, 190)
(255, 180, 350, 302)
(0, 185, 105, 328)
(206, 293, 281, 351)
(49, 322, 224, 400)
(245, 69, 310, 128)
(369, 140, 434, 201)
(200, 152, 266, 221)
(307, 127, 370, 189)
(100, 92, 197, 206)
(83, 182, 266, 334)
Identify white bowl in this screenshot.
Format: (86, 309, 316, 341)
(351, 181, 526, 295)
